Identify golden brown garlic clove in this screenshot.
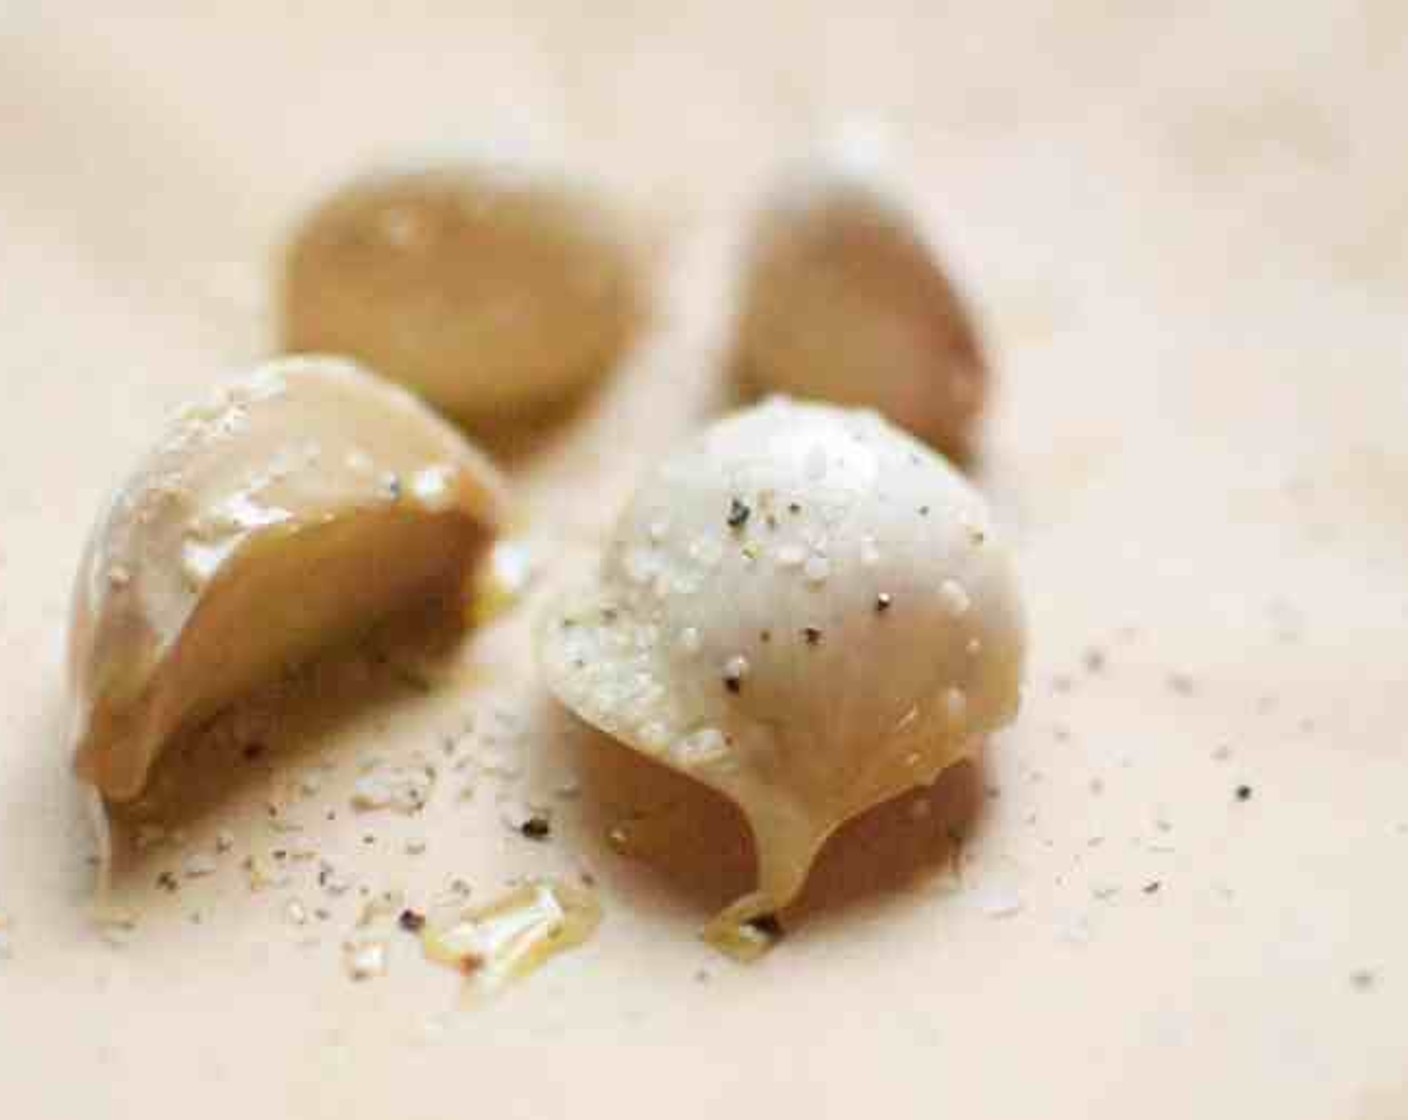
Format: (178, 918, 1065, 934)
(735, 150, 987, 462)
(536, 398, 1024, 934)
(68, 355, 508, 802)
(282, 161, 643, 424)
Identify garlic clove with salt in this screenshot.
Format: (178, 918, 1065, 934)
(536, 397, 1024, 932)
(68, 355, 508, 802)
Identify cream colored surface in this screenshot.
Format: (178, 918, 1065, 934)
(1, 6, 1406, 1120)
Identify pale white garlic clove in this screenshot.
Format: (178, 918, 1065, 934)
(536, 397, 1024, 930)
(69, 356, 508, 802)
(735, 153, 987, 462)
(282, 162, 644, 423)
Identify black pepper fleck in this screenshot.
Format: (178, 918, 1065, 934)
(803, 626, 823, 645)
(1235, 784, 1253, 802)
(760, 630, 772, 643)
(1142, 880, 1162, 895)
(727, 498, 751, 530)
(156, 871, 178, 893)
(398, 909, 426, 933)
(724, 675, 742, 694)
(241, 742, 266, 762)
(520, 815, 552, 840)
(919, 505, 930, 516)
(787, 502, 801, 515)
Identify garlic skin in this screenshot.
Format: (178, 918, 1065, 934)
(536, 398, 1023, 926)
(69, 356, 508, 802)
(735, 159, 987, 462)
(282, 163, 642, 423)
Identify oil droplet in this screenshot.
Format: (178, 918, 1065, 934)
(420, 879, 601, 993)
(470, 539, 535, 626)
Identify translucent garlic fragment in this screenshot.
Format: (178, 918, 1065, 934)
(536, 398, 1024, 938)
(735, 144, 987, 461)
(68, 356, 508, 803)
(282, 161, 644, 423)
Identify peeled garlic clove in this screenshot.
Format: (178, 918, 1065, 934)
(536, 397, 1024, 927)
(282, 162, 643, 423)
(69, 356, 508, 802)
(735, 152, 987, 462)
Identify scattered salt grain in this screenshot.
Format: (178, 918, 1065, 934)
(357, 890, 406, 928)
(288, 837, 319, 861)
(974, 886, 1024, 919)
(182, 853, 218, 878)
(352, 765, 435, 814)
(344, 940, 387, 981)
(803, 554, 831, 584)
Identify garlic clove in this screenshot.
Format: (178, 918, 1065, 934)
(536, 397, 1024, 929)
(282, 161, 644, 424)
(69, 355, 508, 802)
(735, 150, 987, 462)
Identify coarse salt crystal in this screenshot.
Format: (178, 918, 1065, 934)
(344, 940, 387, 981)
(183, 853, 218, 878)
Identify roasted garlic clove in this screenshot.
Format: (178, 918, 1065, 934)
(536, 398, 1024, 931)
(69, 356, 508, 802)
(282, 162, 643, 424)
(735, 150, 987, 462)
